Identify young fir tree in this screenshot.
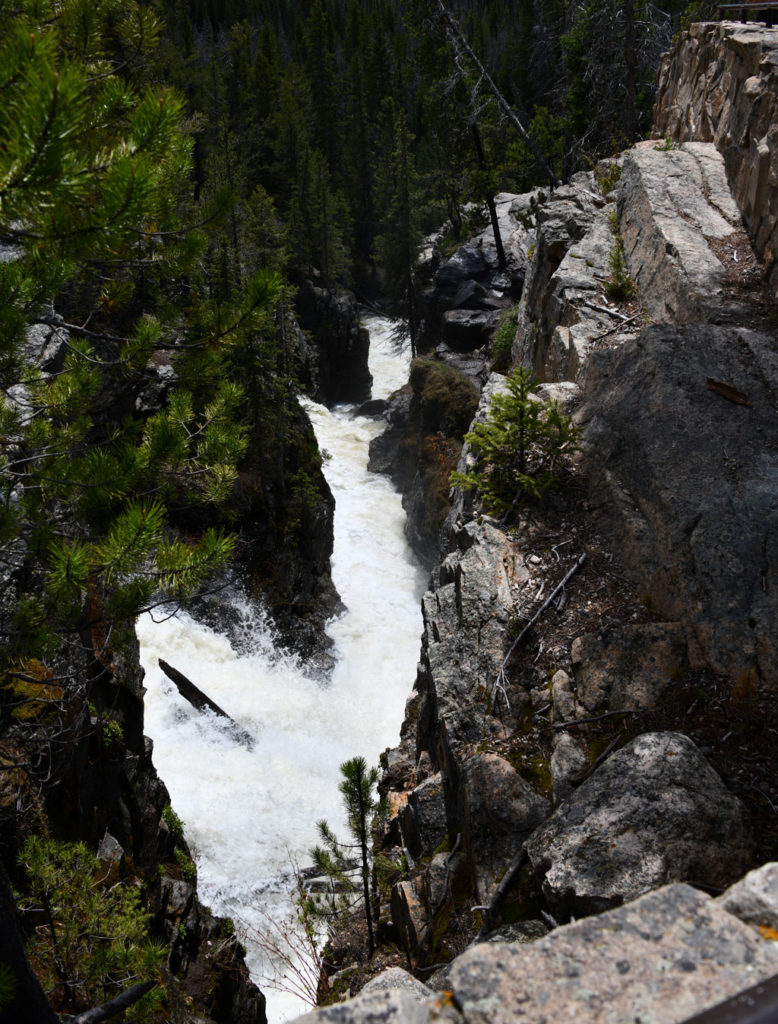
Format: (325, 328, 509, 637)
(450, 367, 579, 519)
(309, 757, 383, 958)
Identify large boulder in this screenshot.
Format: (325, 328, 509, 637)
(526, 732, 752, 919)
(618, 142, 742, 324)
(579, 322, 778, 688)
(447, 883, 778, 1024)
(457, 753, 549, 902)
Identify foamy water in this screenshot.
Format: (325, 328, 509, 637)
(138, 316, 424, 1022)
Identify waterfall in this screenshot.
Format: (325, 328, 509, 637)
(138, 316, 424, 1023)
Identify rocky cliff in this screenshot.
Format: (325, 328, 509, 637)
(297, 21, 778, 1024)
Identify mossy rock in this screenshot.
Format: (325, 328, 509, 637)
(2, 661, 64, 722)
(409, 358, 479, 437)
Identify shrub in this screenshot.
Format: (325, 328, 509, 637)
(490, 306, 519, 372)
(595, 161, 622, 195)
(605, 209, 637, 301)
(17, 837, 163, 1018)
(450, 367, 579, 518)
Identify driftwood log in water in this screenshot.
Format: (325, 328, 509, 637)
(158, 659, 255, 749)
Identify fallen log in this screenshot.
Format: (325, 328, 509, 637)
(65, 981, 156, 1024)
(158, 659, 255, 749)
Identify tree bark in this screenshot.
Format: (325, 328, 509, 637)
(623, 0, 638, 143)
(0, 858, 59, 1024)
(472, 125, 507, 270)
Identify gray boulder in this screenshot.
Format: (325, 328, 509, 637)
(718, 862, 778, 931)
(360, 968, 433, 1002)
(618, 142, 741, 324)
(526, 732, 752, 919)
(292, 990, 438, 1024)
(458, 753, 549, 902)
(447, 883, 778, 1024)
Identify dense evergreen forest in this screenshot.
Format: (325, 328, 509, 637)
(151, 0, 715, 314)
(0, 0, 715, 1018)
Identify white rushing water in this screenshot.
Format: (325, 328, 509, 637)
(138, 315, 425, 1023)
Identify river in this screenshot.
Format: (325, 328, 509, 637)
(137, 316, 425, 1022)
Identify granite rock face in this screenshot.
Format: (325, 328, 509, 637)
(526, 732, 752, 919)
(654, 21, 778, 291)
(292, 881, 778, 1024)
(619, 142, 742, 323)
(579, 322, 778, 688)
(448, 883, 778, 1024)
(457, 753, 549, 902)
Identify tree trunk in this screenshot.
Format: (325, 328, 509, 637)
(471, 125, 506, 270)
(623, 0, 638, 143)
(356, 780, 375, 958)
(0, 858, 59, 1024)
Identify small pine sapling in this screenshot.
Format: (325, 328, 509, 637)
(450, 367, 579, 518)
(308, 757, 384, 958)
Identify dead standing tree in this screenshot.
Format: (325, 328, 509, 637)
(428, 0, 562, 203)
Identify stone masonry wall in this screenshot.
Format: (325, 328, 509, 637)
(654, 21, 778, 291)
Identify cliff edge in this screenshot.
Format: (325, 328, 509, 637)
(296, 21, 778, 1024)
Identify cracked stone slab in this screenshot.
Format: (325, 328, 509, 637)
(448, 883, 778, 1024)
(619, 143, 741, 324)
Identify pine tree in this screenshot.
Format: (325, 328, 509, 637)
(309, 757, 382, 958)
(450, 368, 579, 519)
(0, 0, 281, 666)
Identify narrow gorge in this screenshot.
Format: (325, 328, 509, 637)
(289, 19, 778, 1024)
(2, 9, 778, 1024)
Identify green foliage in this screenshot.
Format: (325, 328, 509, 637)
(162, 803, 185, 845)
(595, 161, 623, 195)
(308, 756, 383, 957)
(0, 0, 290, 671)
(450, 367, 579, 518)
(0, 963, 17, 1008)
(605, 209, 637, 301)
(490, 306, 519, 372)
(17, 836, 163, 1019)
(175, 848, 197, 886)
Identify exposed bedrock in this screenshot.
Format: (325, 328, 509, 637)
(654, 21, 778, 291)
(578, 321, 778, 689)
(526, 732, 752, 919)
(294, 878, 778, 1023)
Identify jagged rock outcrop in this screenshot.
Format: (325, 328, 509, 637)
(512, 175, 620, 381)
(294, 878, 778, 1023)
(416, 193, 530, 354)
(619, 141, 743, 323)
(654, 21, 778, 291)
(526, 732, 752, 919)
(368, 359, 480, 566)
(294, 279, 372, 405)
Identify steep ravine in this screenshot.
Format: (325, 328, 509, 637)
(138, 316, 425, 1024)
(294, 21, 778, 1024)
